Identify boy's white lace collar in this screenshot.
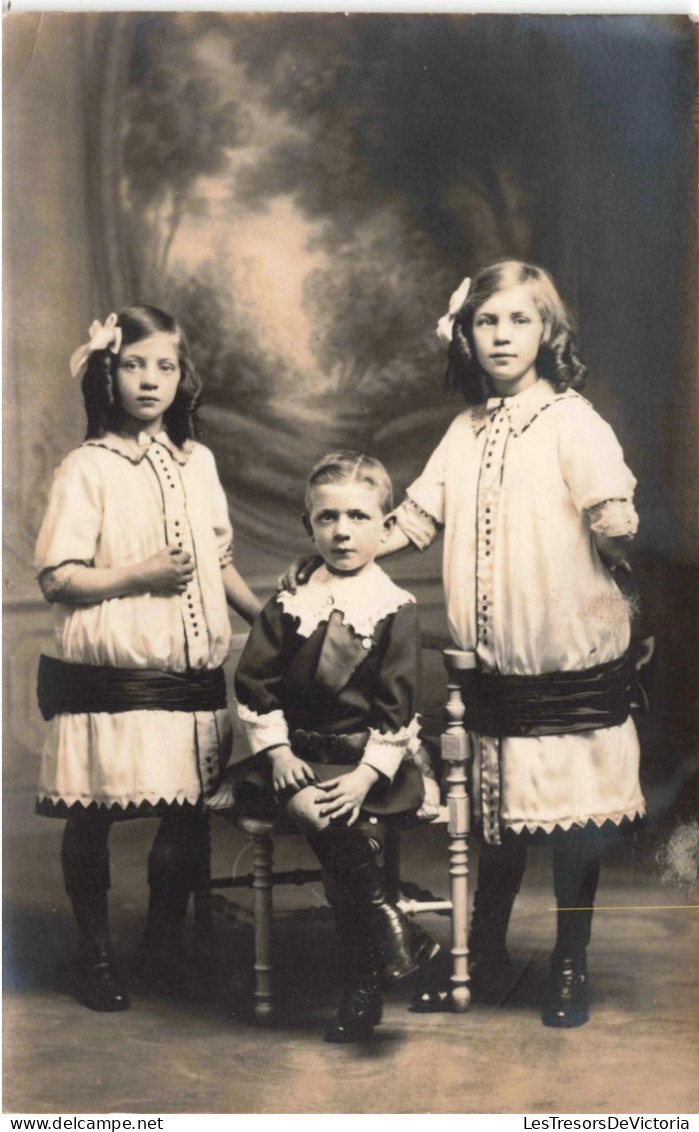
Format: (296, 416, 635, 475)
(277, 562, 415, 640)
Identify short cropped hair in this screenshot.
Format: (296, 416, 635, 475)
(305, 451, 394, 515)
(445, 259, 587, 404)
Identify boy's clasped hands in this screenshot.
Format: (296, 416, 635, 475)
(267, 745, 379, 826)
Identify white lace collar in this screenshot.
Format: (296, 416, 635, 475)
(277, 563, 415, 639)
(82, 430, 193, 466)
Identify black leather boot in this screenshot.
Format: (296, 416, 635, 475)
(309, 826, 441, 985)
(543, 951, 589, 1028)
(68, 890, 129, 1012)
(76, 937, 130, 1013)
(325, 929, 383, 1043)
(325, 977, 383, 1043)
(374, 899, 440, 982)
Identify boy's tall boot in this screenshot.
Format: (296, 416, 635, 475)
(323, 892, 383, 1043)
(308, 825, 440, 985)
(543, 827, 601, 1028)
(61, 815, 129, 1012)
(468, 833, 528, 1002)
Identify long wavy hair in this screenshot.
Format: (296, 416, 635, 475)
(81, 305, 202, 447)
(445, 260, 587, 404)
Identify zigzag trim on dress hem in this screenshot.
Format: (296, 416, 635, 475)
(504, 805, 646, 836)
(35, 792, 203, 818)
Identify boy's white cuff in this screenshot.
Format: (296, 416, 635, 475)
(236, 703, 289, 755)
(361, 717, 421, 783)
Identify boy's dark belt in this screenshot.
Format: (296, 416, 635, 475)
(290, 729, 369, 763)
(460, 651, 633, 737)
(37, 654, 227, 720)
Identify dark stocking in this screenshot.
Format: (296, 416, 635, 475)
(143, 806, 209, 950)
(61, 807, 113, 950)
(470, 831, 528, 968)
(544, 824, 603, 1029)
(551, 825, 602, 961)
(61, 807, 128, 1012)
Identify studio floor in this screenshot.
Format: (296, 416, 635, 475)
(3, 797, 698, 1116)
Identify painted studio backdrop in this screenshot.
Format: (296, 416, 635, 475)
(3, 13, 697, 823)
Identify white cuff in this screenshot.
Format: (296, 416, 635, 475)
(361, 717, 421, 782)
(38, 562, 86, 603)
(394, 498, 440, 552)
(219, 546, 234, 569)
(586, 498, 639, 539)
(235, 702, 289, 755)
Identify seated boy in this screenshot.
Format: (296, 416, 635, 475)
(233, 451, 443, 1042)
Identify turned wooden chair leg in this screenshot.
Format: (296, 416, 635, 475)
(442, 648, 476, 1012)
(252, 832, 274, 1023)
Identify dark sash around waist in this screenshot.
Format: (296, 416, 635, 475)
(460, 651, 633, 738)
(37, 654, 227, 720)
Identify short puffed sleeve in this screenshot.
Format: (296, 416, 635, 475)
(403, 426, 452, 529)
(557, 398, 638, 519)
(34, 448, 104, 578)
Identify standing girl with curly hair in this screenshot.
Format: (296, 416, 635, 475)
(287, 258, 648, 1025)
(35, 305, 261, 1012)
(393, 258, 647, 1025)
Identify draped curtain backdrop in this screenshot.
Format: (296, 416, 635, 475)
(3, 12, 697, 813)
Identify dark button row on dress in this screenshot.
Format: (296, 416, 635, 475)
(154, 450, 176, 489)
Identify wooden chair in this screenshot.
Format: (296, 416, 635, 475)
(198, 637, 475, 1022)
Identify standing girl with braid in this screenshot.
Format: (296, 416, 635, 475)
(35, 306, 260, 1011)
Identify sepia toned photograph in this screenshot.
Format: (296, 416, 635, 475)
(3, 9, 698, 1117)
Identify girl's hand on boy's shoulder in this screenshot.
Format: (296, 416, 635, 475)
(276, 555, 323, 594)
(315, 765, 380, 827)
(266, 746, 317, 793)
(139, 546, 195, 595)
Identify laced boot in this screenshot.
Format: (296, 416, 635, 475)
(68, 889, 129, 1013)
(325, 911, 383, 1044)
(326, 971, 383, 1043)
(76, 938, 130, 1013)
(543, 950, 589, 1028)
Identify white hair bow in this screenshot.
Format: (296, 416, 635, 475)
(69, 313, 123, 379)
(435, 276, 472, 346)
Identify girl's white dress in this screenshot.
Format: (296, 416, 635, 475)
(35, 430, 233, 813)
(397, 378, 645, 838)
